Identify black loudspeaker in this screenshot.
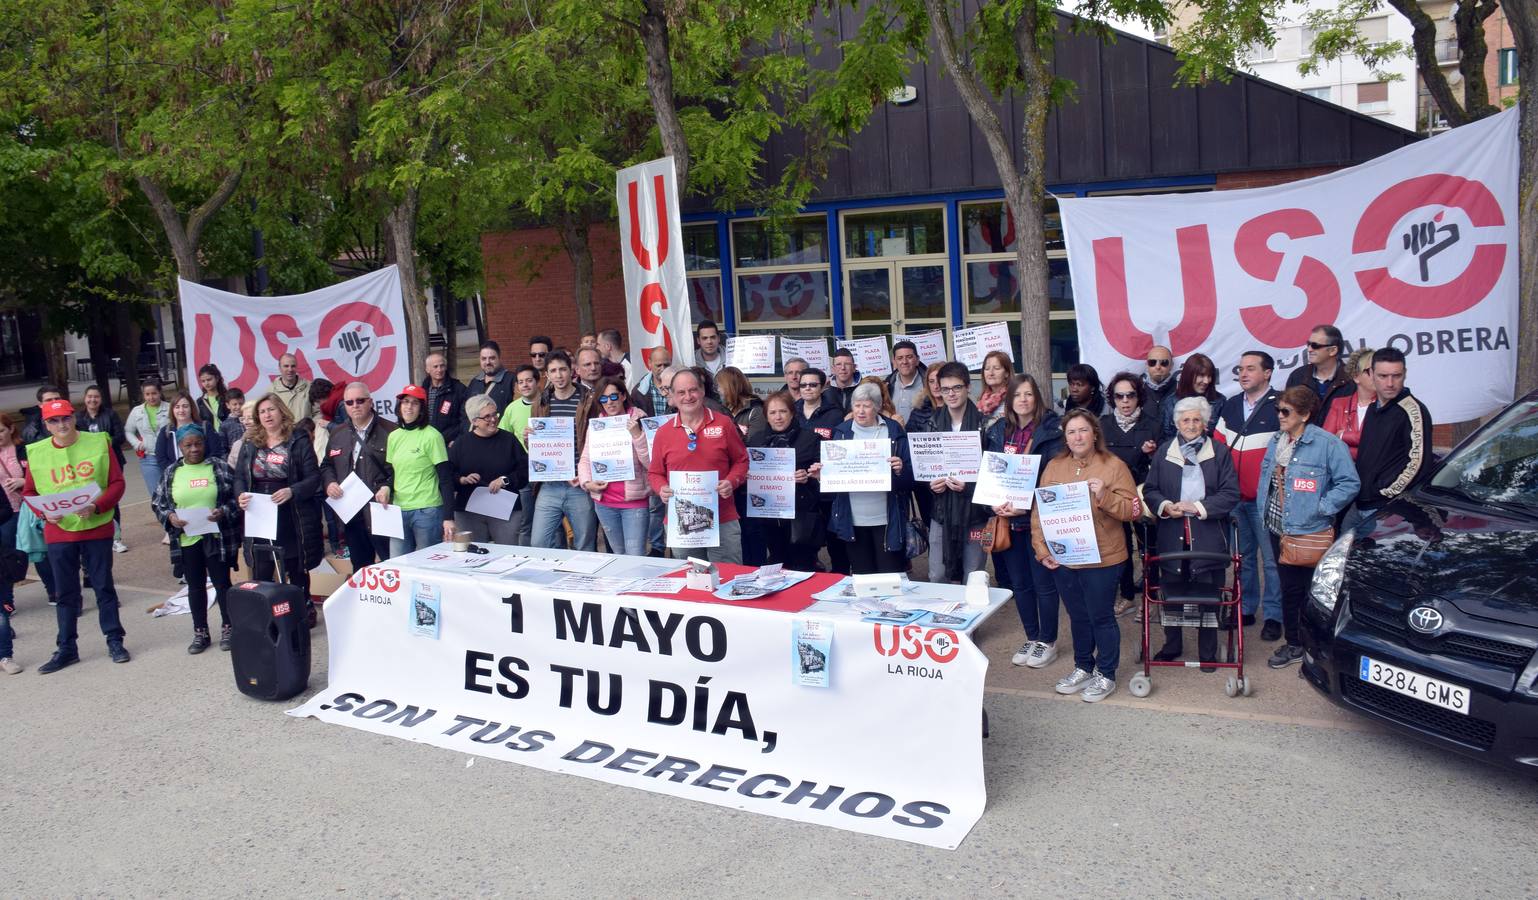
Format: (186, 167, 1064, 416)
(226, 578, 311, 701)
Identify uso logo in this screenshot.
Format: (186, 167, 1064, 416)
(872, 624, 960, 664)
(347, 566, 401, 593)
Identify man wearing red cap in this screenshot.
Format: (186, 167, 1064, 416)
(23, 398, 129, 673)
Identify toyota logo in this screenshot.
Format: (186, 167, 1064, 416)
(1407, 606, 1444, 634)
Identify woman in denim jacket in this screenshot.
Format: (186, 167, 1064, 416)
(1257, 386, 1361, 669)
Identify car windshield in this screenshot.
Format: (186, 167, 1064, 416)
(1428, 396, 1538, 514)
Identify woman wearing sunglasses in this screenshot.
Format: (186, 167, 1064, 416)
(448, 394, 529, 545)
(1100, 372, 1163, 615)
(578, 377, 653, 556)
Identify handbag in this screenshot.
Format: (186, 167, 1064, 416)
(1280, 527, 1334, 567)
(903, 497, 928, 560)
(983, 515, 1012, 553)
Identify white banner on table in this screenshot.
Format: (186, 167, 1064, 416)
(640, 414, 674, 456)
(952, 322, 1012, 370)
(972, 452, 1042, 509)
(781, 336, 830, 373)
(528, 417, 576, 482)
(746, 447, 796, 520)
(818, 439, 892, 492)
(894, 331, 947, 367)
(465, 486, 518, 521)
(324, 472, 372, 524)
(178, 265, 409, 419)
(836, 336, 892, 378)
(906, 431, 981, 483)
(586, 415, 636, 482)
(1060, 108, 1520, 423)
(724, 335, 777, 374)
(617, 157, 694, 367)
(1035, 481, 1101, 565)
(290, 564, 989, 848)
(667, 470, 720, 548)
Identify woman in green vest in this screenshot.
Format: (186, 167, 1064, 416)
(234, 395, 325, 623)
(151, 423, 241, 654)
(378, 384, 454, 557)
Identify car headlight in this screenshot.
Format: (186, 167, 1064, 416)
(1309, 532, 1355, 615)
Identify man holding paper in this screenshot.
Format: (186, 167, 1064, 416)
(321, 382, 396, 567)
(151, 423, 241, 654)
(648, 369, 748, 564)
(23, 398, 129, 673)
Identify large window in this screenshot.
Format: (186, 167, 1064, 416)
(683, 223, 724, 325)
(730, 215, 832, 331)
(1357, 81, 1389, 114)
(960, 198, 1077, 377)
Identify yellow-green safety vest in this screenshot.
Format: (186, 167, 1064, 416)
(26, 431, 114, 532)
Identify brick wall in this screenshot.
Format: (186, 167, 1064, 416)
(481, 224, 629, 357)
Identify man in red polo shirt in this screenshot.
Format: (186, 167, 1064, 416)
(648, 369, 749, 564)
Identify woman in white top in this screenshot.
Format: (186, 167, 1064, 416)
(125, 379, 168, 497)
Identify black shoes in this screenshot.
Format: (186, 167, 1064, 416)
(219, 624, 233, 651)
(1268, 644, 1305, 669)
(37, 652, 79, 674)
(188, 629, 211, 655)
(108, 643, 131, 664)
(1241, 613, 1256, 626)
(1153, 645, 1183, 662)
(1260, 620, 1283, 641)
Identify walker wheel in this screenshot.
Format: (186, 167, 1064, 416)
(1128, 674, 1152, 698)
(1224, 676, 1239, 698)
(1240, 676, 1253, 697)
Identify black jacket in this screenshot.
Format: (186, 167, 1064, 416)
(233, 431, 325, 572)
(749, 420, 822, 542)
(925, 401, 990, 582)
(731, 397, 767, 444)
(1354, 388, 1433, 509)
(797, 393, 846, 441)
(320, 415, 397, 494)
(1141, 436, 1241, 580)
(422, 377, 469, 445)
(76, 408, 126, 465)
(1286, 362, 1354, 427)
(468, 370, 515, 421)
(1100, 410, 1163, 485)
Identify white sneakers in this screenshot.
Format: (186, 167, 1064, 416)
(112, 540, 128, 554)
(1011, 642, 1035, 666)
(0, 657, 22, 675)
(1011, 641, 1060, 668)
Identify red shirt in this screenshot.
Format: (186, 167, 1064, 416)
(647, 408, 750, 523)
(22, 438, 127, 544)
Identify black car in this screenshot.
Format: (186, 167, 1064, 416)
(1301, 390, 1538, 772)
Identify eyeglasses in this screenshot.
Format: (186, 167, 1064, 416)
(938, 385, 967, 395)
(598, 393, 624, 404)
(1146, 359, 1171, 367)
(473, 413, 498, 423)
(344, 398, 371, 407)
(799, 382, 822, 390)
(44, 417, 71, 425)
(1306, 341, 1335, 351)
(1277, 407, 1297, 418)
(1113, 391, 1138, 400)
(530, 352, 547, 358)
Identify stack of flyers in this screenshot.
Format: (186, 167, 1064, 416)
(712, 566, 813, 601)
(919, 608, 981, 630)
(859, 607, 927, 625)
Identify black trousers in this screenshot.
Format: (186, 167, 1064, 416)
(1269, 533, 1313, 647)
(821, 502, 850, 574)
(182, 538, 232, 632)
(846, 525, 905, 575)
(343, 515, 392, 568)
(250, 546, 312, 605)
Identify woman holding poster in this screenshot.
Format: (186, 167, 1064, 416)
(1031, 410, 1139, 704)
(748, 391, 821, 571)
(577, 377, 652, 556)
(818, 383, 912, 575)
(986, 374, 1064, 669)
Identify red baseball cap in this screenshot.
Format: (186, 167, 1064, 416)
(41, 399, 75, 420)
(397, 384, 428, 403)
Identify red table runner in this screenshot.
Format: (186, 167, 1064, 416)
(632, 563, 839, 614)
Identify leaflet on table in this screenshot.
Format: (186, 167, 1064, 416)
(952, 321, 1012, 369)
(408, 550, 504, 571)
(553, 554, 611, 574)
(972, 452, 1043, 509)
(1035, 481, 1102, 565)
(792, 619, 832, 688)
(907, 431, 982, 482)
(667, 470, 719, 548)
(836, 336, 891, 377)
(324, 472, 372, 523)
(603, 556, 684, 580)
(725, 334, 776, 374)
(548, 573, 639, 594)
(745, 446, 796, 520)
(585, 414, 636, 482)
(781, 336, 830, 372)
(894, 330, 947, 367)
(624, 577, 687, 595)
(861, 608, 927, 625)
(810, 576, 920, 603)
(640, 414, 675, 456)
(817, 438, 891, 492)
(920, 609, 981, 630)
(713, 568, 814, 601)
(527, 417, 576, 482)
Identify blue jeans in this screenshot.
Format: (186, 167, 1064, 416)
(1341, 503, 1378, 540)
(139, 455, 163, 499)
(647, 494, 666, 554)
(390, 506, 446, 558)
(1236, 500, 1282, 622)
(993, 538, 1061, 644)
(595, 503, 650, 556)
(1052, 563, 1121, 681)
(531, 482, 597, 551)
(516, 487, 535, 546)
(48, 537, 124, 656)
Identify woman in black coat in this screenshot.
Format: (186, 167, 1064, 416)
(1101, 372, 1164, 613)
(748, 391, 822, 571)
(234, 394, 326, 623)
(1140, 395, 1241, 669)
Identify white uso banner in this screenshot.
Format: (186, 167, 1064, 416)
(1060, 108, 1519, 423)
(617, 157, 695, 368)
(290, 561, 988, 848)
(179, 266, 410, 417)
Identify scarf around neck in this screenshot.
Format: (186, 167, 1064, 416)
(1113, 406, 1141, 432)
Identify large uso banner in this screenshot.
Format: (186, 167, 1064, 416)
(617, 157, 694, 367)
(178, 266, 410, 417)
(1060, 108, 1519, 423)
(290, 561, 988, 848)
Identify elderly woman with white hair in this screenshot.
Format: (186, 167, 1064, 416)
(1140, 395, 1241, 670)
(814, 381, 913, 575)
(448, 394, 529, 545)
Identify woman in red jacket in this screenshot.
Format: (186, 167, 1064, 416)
(1320, 348, 1376, 460)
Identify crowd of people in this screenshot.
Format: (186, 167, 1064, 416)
(0, 322, 1433, 703)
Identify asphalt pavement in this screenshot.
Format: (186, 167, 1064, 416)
(3, 456, 1535, 897)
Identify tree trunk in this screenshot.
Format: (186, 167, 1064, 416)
(85, 308, 114, 399)
(1508, 0, 1538, 396)
(136, 167, 245, 282)
(1453, 0, 1500, 120)
(440, 276, 458, 374)
(639, 1, 690, 196)
(114, 301, 142, 407)
(1386, 0, 1471, 127)
(385, 188, 430, 382)
(558, 212, 598, 338)
(45, 336, 68, 393)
